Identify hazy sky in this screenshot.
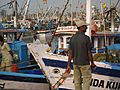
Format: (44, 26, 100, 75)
(0, 0, 119, 15)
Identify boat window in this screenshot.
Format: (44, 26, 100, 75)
(98, 37, 103, 48)
(60, 37, 63, 42)
(66, 37, 71, 44)
(91, 37, 94, 47)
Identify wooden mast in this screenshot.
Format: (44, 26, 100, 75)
(13, 0, 18, 28)
(23, 0, 31, 20)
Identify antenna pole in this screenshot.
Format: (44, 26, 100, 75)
(85, 0, 92, 38)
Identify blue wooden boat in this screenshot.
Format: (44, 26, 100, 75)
(0, 29, 49, 90)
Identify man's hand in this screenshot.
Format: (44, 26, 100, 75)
(65, 65, 71, 73)
(91, 63, 96, 69)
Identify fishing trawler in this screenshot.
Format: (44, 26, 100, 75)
(0, 28, 50, 90)
(27, 24, 120, 90)
(0, 0, 52, 89)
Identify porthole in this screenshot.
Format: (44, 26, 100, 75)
(53, 68, 60, 74)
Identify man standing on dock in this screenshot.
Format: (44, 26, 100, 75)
(66, 20, 96, 90)
(0, 36, 13, 72)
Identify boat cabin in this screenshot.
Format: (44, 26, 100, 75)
(0, 29, 29, 68)
(54, 26, 117, 54)
(0, 29, 17, 44)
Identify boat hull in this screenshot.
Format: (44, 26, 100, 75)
(0, 71, 49, 90)
(27, 43, 120, 90)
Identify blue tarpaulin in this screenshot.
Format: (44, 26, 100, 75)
(114, 34, 120, 36)
(18, 29, 29, 32)
(107, 44, 120, 50)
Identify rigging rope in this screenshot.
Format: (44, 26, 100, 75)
(49, 0, 70, 46)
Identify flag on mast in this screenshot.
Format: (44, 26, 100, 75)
(102, 2, 106, 9)
(100, 0, 107, 9)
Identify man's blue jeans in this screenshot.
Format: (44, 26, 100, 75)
(73, 65, 92, 90)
